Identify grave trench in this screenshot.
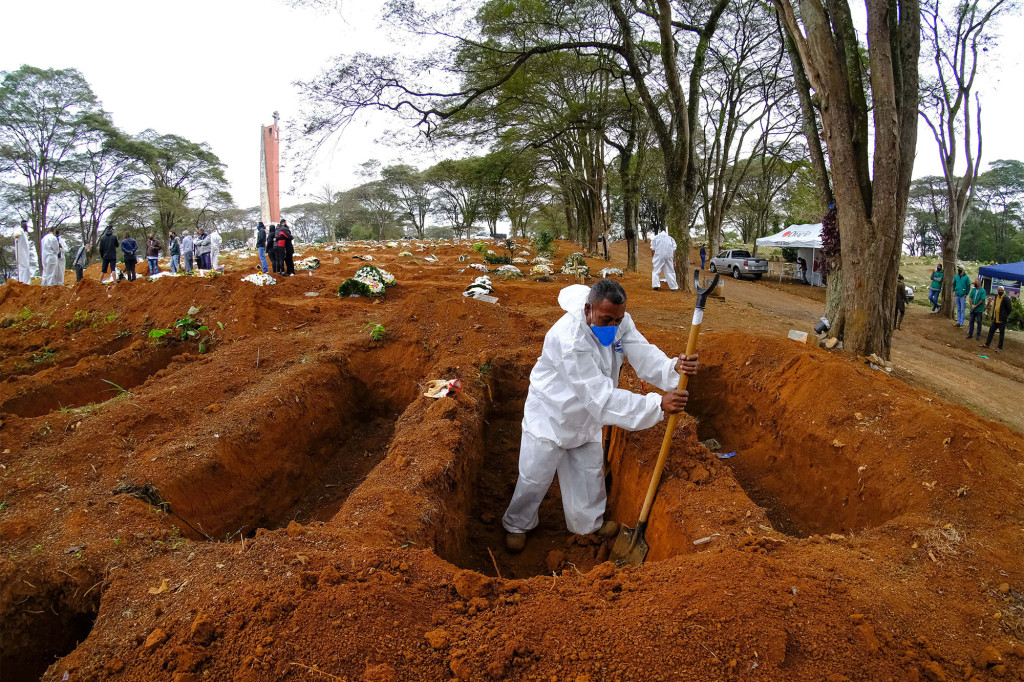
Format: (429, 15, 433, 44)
(1, 575, 101, 682)
(687, 362, 909, 538)
(440, 361, 626, 579)
(152, 354, 424, 542)
(2, 355, 418, 682)
(0, 342, 185, 419)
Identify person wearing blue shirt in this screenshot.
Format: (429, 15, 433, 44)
(120, 235, 139, 281)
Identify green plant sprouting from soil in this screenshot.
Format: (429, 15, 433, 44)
(365, 323, 387, 342)
(31, 347, 56, 363)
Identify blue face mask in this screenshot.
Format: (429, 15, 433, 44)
(590, 324, 619, 347)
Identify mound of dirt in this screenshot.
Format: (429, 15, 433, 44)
(1, 240, 1023, 681)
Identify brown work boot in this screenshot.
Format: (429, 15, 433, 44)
(505, 532, 526, 553)
(596, 520, 620, 537)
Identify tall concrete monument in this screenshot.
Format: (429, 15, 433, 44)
(260, 112, 281, 225)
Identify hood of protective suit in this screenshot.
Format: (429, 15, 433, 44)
(557, 284, 590, 319)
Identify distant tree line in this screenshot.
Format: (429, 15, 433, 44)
(0, 65, 234, 275)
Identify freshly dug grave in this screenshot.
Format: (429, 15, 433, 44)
(1, 242, 1023, 682)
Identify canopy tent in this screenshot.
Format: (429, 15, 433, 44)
(756, 224, 823, 249)
(756, 224, 825, 286)
(978, 261, 1024, 283)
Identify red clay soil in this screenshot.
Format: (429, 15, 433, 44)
(1, 241, 1024, 681)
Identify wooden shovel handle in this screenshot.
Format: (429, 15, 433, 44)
(635, 312, 703, 525)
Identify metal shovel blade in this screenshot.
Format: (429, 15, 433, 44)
(609, 524, 649, 566)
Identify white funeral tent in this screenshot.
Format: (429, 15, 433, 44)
(756, 223, 825, 286)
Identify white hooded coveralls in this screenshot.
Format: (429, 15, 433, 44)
(14, 228, 35, 284)
(502, 285, 681, 535)
(40, 232, 67, 286)
(651, 231, 678, 290)
(210, 231, 223, 270)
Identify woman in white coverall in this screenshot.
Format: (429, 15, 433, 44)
(650, 230, 678, 290)
(502, 279, 697, 552)
(40, 228, 68, 286)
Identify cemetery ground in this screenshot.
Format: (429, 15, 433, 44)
(1, 238, 1023, 682)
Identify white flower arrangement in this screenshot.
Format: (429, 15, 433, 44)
(242, 273, 277, 286)
(494, 264, 523, 278)
(296, 256, 320, 271)
(512, 257, 529, 264)
(598, 267, 624, 278)
(531, 264, 553, 277)
(463, 275, 494, 297)
(561, 253, 590, 277)
(470, 263, 490, 273)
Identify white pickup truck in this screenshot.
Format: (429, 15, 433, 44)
(708, 249, 769, 280)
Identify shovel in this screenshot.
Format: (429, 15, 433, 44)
(610, 270, 719, 566)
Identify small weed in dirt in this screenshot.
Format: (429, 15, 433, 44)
(31, 347, 56, 363)
(0, 500, 7, 512)
(365, 323, 387, 342)
(37, 421, 52, 438)
(66, 310, 93, 332)
(476, 359, 493, 386)
(102, 380, 129, 396)
(16, 307, 33, 323)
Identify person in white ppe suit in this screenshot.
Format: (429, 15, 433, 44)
(13, 222, 35, 284)
(40, 228, 68, 286)
(502, 279, 698, 552)
(650, 230, 678, 290)
(210, 229, 223, 271)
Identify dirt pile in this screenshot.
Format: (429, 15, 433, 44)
(1, 241, 1023, 681)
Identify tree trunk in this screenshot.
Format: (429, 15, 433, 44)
(939, 226, 960, 318)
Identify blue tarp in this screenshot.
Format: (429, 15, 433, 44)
(978, 261, 1024, 283)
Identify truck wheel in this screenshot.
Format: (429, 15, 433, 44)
(732, 266, 741, 280)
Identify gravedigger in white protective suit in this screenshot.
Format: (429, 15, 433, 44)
(210, 229, 223, 271)
(502, 279, 698, 552)
(650, 230, 678, 290)
(13, 223, 36, 284)
(40, 228, 68, 286)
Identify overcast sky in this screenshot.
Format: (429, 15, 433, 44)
(2, 0, 1023, 212)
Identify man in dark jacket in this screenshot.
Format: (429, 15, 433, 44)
(276, 220, 295, 276)
(279, 218, 295, 276)
(256, 222, 268, 274)
(981, 286, 1013, 352)
(146, 234, 162, 275)
(99, 227, 119, 283)
(267, 224, 279, 273)
(121, 235, 139, 281)
(895, 274, 907, 330)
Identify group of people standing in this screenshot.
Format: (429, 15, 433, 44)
(255, 219, 295, 276)
(924, 263, 1013, 352)
(95, 226, 221, 283)
(9, 221, 70, 286)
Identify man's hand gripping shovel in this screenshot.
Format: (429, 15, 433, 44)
(610, 270, 720, 566)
